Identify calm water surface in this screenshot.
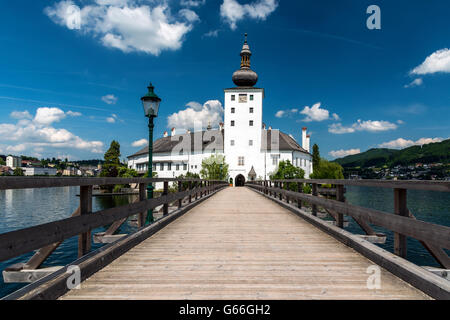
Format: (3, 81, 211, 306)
(0, 185, 449, 298)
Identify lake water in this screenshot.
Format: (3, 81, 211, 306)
(0, 185, 449, 298)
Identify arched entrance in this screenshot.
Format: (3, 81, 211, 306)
(235, 174, 245, 187)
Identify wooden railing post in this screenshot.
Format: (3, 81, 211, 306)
(394, 188, 408, 258)
(297, 182, 302, 209)
(138, 183, 146, 227)
(336, 185, 345, 228)
(312, 183, 318, 216)
(285, 182, 289, 204)
(178, 181, 183, 209)
(163, 181, 169, 216)
(189, 181, 192, 203)
(78, 185, 92, 258)
(278, 182, 282, 201)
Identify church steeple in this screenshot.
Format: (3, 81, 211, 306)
(232, 33, 258, 87)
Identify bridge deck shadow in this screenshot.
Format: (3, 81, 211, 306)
(61, 187, 430, 300)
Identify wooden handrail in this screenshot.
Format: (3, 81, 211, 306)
(247, 183, 450, 254)
(0, 179, 228, 263)
(268, 179, 450, 192)
(0, 177, 224, 190)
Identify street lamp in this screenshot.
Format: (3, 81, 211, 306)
(141, 83, 161, 224)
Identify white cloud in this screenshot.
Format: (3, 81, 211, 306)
(203, 29, 219, 38)
(379, 137, 444, 149)
(220, 0, 278, 30)
(67, 110, 82, 117)
(167, 100, 223, 130)
(101, 94, 118, 105)
(34, 107, 67, 125)
(132, 138, 148, 147)
(275, 110, 285, 118)
(181, 0, 206, 7)
(411, 49, 450, 75)
(179, 9, 200, 23)
(329, 149, 361, 159)
(328, 123, 356, 134)
(404, 78, 423, 88)
(10, 110, 32, 120)
(329, 120, 398, 134)
(45, 1, 195, 56)
(0, 108, 103, 155)
(300, 102, 339, 122)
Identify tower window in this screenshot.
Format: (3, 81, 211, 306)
(231, 95, 235, 101)
(230, 140, 235, 146)
(249, 107, 254, 113)
(231, 108, 235, 114)
(238, 157, 245, 166)
(183, 164, 187, 170)
(176, 164, 180, 171)
(250, 95, 254, 101)
(231, 120, 235, 126)
(160, 163, 164, 171)
(249, 120, 254, 126)
(249, 140, 253, 146)
(168, 163, 172, 171)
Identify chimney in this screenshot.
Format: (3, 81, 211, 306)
(163, 131, 168, 138)
(268, 126, 272, 131)
(306, 134, 311, 153)
(207, 122, 212, 131)
(262, 123, 266, 130)
(302, 127, 307, 150)
(187, 129, 191, 134)
(171, 128, 176, 136)
(219, 122, 224, 131)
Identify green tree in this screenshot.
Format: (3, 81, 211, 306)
(270, 160, 305, 191)
(13, 167, 24, 176)
(312, 144, 320, 171)
(311, 159, 344, 179)
(100, 140, 122, 178)
(0, 157, 5, 166)
(200, 154, 229, 181)
(177, 172, 200, 190)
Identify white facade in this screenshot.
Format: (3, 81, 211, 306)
(23, 167, 57, 176)
(6, 156, 21, 169)
(127, 36, 313, 187)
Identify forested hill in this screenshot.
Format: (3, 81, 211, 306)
(334, 139, 450, 168)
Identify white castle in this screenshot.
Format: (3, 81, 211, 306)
(127, 35, 313, 187)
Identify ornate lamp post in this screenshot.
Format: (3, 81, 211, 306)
(141, 83, 161, 224)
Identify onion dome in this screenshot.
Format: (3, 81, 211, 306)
(232, 33, 258, 87)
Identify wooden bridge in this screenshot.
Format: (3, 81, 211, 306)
(0, 177, 449, 300)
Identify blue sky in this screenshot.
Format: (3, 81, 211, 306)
(0, 0, 449, 161)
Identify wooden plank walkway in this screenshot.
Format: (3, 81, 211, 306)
(61, 187, 430, 300)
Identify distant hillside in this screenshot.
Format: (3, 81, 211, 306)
(334, 139, 450, 168)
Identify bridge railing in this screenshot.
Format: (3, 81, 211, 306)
(0, 177, 228, 278)
(246, 179, 450, 269)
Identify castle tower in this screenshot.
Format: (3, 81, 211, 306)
(224, 34, 265, 185)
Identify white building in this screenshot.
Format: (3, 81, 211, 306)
(23, 167, 57, 176)
(6, 155, 22, 169)
(127, 35, 313, 187)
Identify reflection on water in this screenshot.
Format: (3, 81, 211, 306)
(0, 186, 138, 298)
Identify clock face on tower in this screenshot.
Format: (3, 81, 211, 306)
(239, 94, 247, 103)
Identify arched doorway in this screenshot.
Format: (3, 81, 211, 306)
(235, 174, 245, 187)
